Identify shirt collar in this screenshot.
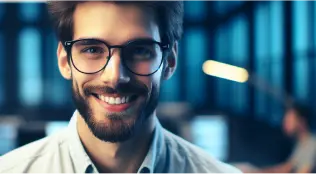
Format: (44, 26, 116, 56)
(137, 116, 165, 173)
(67, 110, 94, 173)
(67, 110, 165, 173)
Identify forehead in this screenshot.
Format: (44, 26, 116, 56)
(73, 2, 160, 45)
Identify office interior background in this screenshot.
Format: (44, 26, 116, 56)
(0, 0, 314, 169)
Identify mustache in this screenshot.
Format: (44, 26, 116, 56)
(83, 82, 148, 96)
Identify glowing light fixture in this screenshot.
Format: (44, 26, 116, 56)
(202, 60, 249, 83)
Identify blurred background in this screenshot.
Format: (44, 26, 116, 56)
(0, 0, 315, 171)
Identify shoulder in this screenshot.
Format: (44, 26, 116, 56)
(310, 136, 316, 145)
(162, 129, 241, 173)
(0, 128, 69, 172)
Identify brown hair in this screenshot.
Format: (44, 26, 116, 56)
(46, 1, 183, 45)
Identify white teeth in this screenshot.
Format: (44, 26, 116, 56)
(121, 97, 126, 103)
(109, 97, 115, 104)
(98, 95, 132, 105)
(115, 97, 121, 104)
(98, 95, 104, 101)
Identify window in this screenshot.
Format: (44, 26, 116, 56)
(232, 15, 248, 62)
(215, 26, 229, 62)
(214, 16, 249, 113)
(19, 28, 42, 106)
(292, 1, 309, 53)
(214, 25, 230, 109)
(185, 28, 206, 106)
(44, 31, 69, 106)
(255, 4, 269, 59)
(269, 1, 284, 89)
(270, 1, 284, 59)
(191, 115, 228, 161)
(253, 2, 285, 123)
(254, 66, 268, 118)
(215, 1, 227, 15)
(269, 1, 284, 125)
(19, 3, 40, 22)
(293, 58, 309, 100)
(269, 63, 284, 125)
(254, 4, 269, 118)
(292, 1, 311, 101)
(215, 1, 244, 15)
(184, 1, 207, 21)
(231, 15, 249, 113)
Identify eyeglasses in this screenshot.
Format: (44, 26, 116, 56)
(63, 38, 170, 76)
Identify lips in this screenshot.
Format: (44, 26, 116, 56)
(94, 94, 138, 105)
(91, 93, 139, 112)
(84, 83, 147, 112)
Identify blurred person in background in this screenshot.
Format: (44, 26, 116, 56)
(240, 102, 316, 173)
(0, 1, 240, 173)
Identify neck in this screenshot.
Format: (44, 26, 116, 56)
(77, 113, 155, 173)
(297, 128, 311, 142)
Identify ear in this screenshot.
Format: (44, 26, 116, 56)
(162, 42, 178, 80)
(57, 42, 71, 80)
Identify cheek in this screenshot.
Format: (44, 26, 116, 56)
(137, 69, 163, 94)
(150, 67, 164, 86)
(71, 71, 95, 95)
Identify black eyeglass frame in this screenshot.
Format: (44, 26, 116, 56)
(63, 38, 170, 76)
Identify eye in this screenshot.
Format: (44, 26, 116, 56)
(81, 46, 105, 54)
(132, 47, 153, 59)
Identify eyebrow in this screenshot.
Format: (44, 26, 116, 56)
(75, 38, 105, 45)
(76, 36, 156, 45)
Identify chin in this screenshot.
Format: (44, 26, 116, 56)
(95, 112, 138, 125)
(84, 111, 139, 142)
(82, 101, 146, 142)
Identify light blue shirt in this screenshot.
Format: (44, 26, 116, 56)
(0, 111, 241, 173)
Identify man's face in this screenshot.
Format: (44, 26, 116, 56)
(283, 109, 300, 137)
(57, 2, 176, 142)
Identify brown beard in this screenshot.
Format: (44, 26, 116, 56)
(71, 79, 159, 143)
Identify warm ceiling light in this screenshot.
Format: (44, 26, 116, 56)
(202, 60, 249, 83)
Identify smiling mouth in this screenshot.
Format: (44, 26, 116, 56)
(92, 93, 138, 105)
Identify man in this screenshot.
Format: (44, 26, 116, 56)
(240, 102, 316, 173)
(0, 1, 240, 173)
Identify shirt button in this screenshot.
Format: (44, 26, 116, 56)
(140, 167, 150, 173)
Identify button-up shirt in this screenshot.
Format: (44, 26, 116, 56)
(0, 111, 241, 173)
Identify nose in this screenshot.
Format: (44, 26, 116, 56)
(100, 49, 130, 87)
